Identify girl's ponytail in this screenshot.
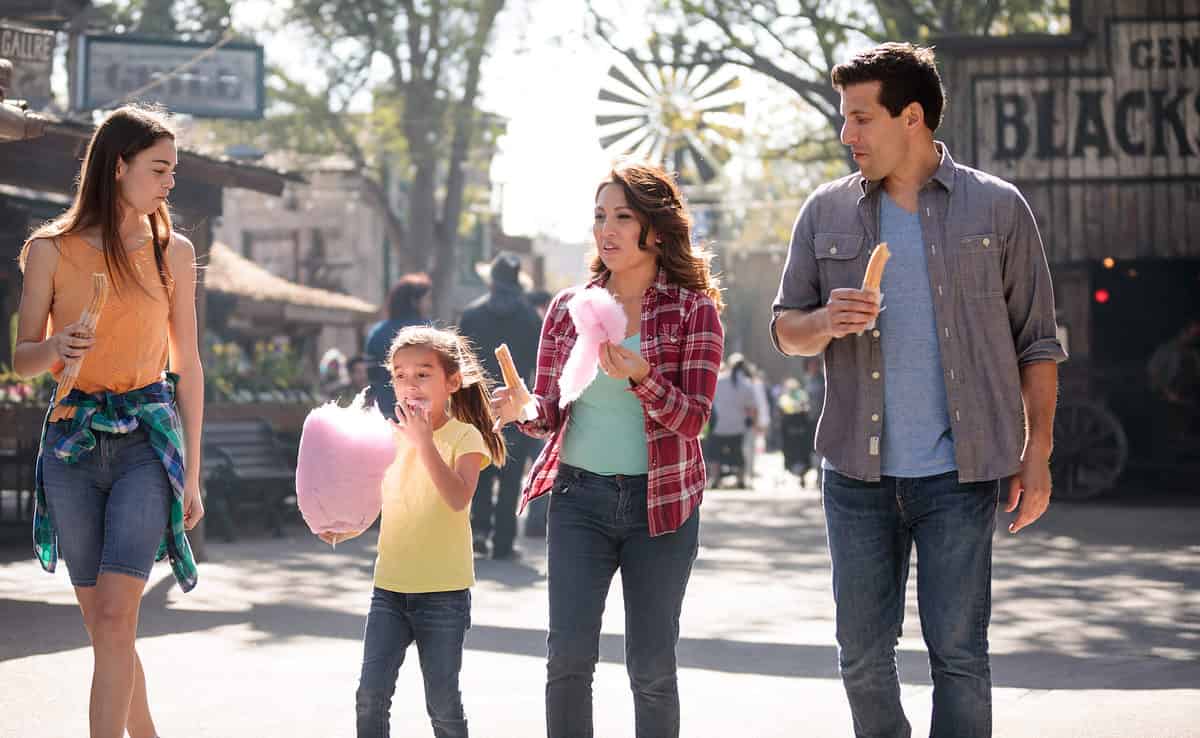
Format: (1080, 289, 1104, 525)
(450, 380, 507, 467)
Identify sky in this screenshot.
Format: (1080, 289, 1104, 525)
(229, 0, 642, 244)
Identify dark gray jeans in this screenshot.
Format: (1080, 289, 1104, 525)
(545, 464, 700, 738)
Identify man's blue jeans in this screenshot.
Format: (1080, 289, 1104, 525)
(545, 464, 700, 738)
(356, 587, 471, 738)
(823, 469, 998, 738)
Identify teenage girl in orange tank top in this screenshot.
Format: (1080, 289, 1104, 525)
(13, 105, 205, 738)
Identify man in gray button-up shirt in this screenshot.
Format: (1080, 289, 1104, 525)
(772, 43, 1066, 738)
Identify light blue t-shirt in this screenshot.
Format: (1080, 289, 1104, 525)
(877, 191, 957, 477)
(560, 333, 649, 475)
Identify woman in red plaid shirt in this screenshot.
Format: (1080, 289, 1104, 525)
(493, 161, 724, 738)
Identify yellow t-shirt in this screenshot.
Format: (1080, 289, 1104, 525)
(374, 417, 491, 593)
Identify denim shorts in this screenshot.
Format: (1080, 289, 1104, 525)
(40, 421, 172, 587)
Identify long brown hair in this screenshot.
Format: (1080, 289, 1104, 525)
(591, 161, 724, 311)
(387, 325, 508, 466)
(20, 105, 175, 297)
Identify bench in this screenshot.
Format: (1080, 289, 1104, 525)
(203, 418, 297, 541)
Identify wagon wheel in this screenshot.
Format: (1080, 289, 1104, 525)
(1051, 401, 1128, 500)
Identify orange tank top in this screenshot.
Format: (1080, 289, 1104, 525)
(48, 234, 174, 421)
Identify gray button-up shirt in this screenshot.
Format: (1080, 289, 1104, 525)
(772, 144, 1067, 483)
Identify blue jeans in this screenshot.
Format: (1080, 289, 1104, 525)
(356, 587, 471, 738)
(823, 469, 998, 738)
(545, 464, 699, 738)
(40, 423, 172, 587)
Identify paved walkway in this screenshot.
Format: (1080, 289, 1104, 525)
(2, 455, 1197, 736)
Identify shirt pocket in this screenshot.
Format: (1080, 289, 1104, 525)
(814, 233, 866, 301)
(653, 321, 682, 377)
(957, 233, 1003, 299)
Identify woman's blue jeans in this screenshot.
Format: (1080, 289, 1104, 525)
(545, 464, 700, 738)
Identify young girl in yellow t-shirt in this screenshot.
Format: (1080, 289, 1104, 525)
(321, 325, 506, 738)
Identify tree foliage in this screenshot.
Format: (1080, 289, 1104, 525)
(592, 0, 1070, 171)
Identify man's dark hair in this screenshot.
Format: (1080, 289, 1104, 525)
(831, 43, 945, 132)
(347, 355, 371, 372)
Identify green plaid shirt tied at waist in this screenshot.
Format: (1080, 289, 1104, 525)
(33, 373, 198, 592)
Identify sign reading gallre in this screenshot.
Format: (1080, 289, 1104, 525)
(75, 35, 264, 119)
(0, 23, 56, 108)
(972, 17, 1200, 181)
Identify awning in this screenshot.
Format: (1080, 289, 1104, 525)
(205, 241, 378, 326)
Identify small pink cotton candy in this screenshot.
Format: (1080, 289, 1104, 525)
(559, 288, 627, 407)
(296, 393, 396, 536)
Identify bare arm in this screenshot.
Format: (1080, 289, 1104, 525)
(775, 289, 881, 357)
(13, 238, 91, 378)
(416, 446, 485, 512)
(1006, 361, 1058, 533)
(166, 234, 206, 528)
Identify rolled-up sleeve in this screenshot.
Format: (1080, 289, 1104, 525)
(771, 193, 823, 354)
(1003, 189, 1068, 366)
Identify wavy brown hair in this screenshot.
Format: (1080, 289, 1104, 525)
(591, 161, 724, 311)
(20, 105, 176, 297)
(387, 325, 507, 466)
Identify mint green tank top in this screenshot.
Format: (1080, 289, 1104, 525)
(559, 333, 649, 475)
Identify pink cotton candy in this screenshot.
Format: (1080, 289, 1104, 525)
(559, 287, 627, 407)
(295, 393, 396, 535)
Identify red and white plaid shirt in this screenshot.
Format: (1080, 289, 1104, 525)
(517, 268, 724, 536)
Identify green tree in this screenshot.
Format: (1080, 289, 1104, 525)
(93, 0, 234, 40)
(592, 0, 1069, 171)
(281, 0, 507, 314)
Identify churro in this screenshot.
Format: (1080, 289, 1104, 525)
(861, 242, 891, 292)
(494, 343, 538, 421)
(54, 272, 109, 404)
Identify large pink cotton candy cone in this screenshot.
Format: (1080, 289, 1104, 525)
(559, 287, 627, 407)
(295, 393, 396, 535)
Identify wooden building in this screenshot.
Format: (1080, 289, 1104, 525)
(935, 0, 1200, 366)
(934, 0, 1200, 493)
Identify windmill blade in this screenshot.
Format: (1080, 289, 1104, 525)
(598, 86, 647, 107)
(682, 131, 722, 182)
(609, 56, 661, 98)
(601, 126, 654, 154)
(691, 71, 740, 100)
(596, 116, 647, 143)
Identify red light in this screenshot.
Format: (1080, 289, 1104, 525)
(1094, 289, 1110, 304)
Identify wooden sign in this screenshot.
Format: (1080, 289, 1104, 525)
(0, 23, 55, 108)
(972, 17, 1200, 182)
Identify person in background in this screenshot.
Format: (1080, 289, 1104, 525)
(365, 273, 433, 420)
(706, 353, 759, 488)
(458, 252, 542, 560)
(348, 355, 371, 392)
(741, 362, 771, 483)
(320, 347, 349, 401)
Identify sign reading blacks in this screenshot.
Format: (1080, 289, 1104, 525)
(0, 23, 56, 109)
(972, 17, 1200, 180)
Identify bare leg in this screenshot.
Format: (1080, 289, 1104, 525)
(76, 574, 157, 738)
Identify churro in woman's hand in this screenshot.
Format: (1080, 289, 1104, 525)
(54, 272, 109, 404)
(495, 343, 538, 422)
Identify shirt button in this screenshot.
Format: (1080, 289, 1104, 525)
(982, 238, 991, 247)
(871, 371, 880, 379)
(871, 413, 880, 422)
(829, 246, 838, 255)
(872, 329, 880, 338)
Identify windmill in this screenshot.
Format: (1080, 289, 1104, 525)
(594, 51, 745, 194)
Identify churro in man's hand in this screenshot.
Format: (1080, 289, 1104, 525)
(859, 242, 890, 332)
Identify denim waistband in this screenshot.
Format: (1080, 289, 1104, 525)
(557, 463, 648, 484)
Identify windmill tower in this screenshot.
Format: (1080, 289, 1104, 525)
(594, 49, 744, 240)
